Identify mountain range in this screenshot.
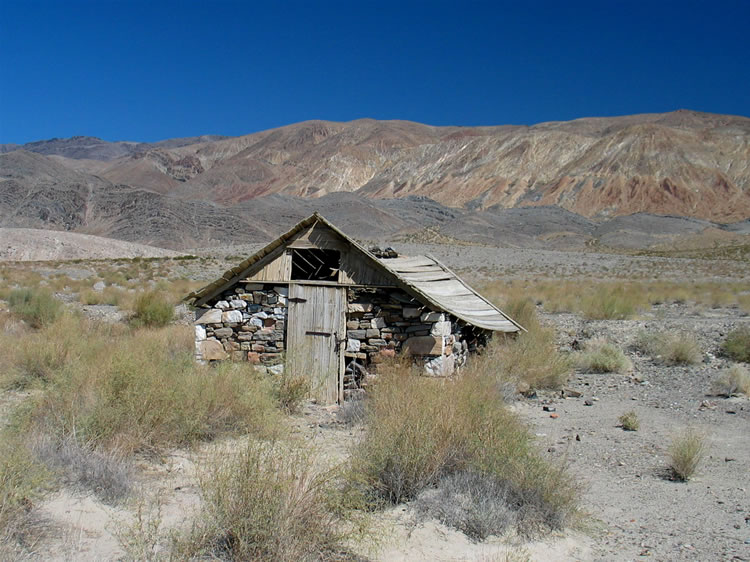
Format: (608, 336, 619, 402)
(1, 110, 749, 250)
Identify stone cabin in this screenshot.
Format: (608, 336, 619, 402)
(185, 213, 522, 404)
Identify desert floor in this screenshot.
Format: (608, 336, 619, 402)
(1, 243, 749, 561)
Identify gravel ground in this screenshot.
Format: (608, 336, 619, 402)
(519, 305, 750, 561)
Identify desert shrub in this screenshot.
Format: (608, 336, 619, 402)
(350, 365, 578, 536)
(711, 364, 750, 397)
(656, 332, 702, 365)
(31, 435, 131, 503)
(634, 330, 702, 365)
(7, 288, 62, 328)
(668, 428, 706, 482)
(20, 323, 280, 455)
(491, 326, 572, 391)
(579, 285, 642, 320)
(131, 290, 173, 328)
(576, 338, 632, 373)
(274, 373, 309, 414)
(3, 314, 95, 389)
(174, 440, 359, 561)
(414, 470, 517, 541)
(721, 327, 750, 362)
(618, 411, 639, 431)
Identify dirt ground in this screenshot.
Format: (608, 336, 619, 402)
(2, 245, 749, 561)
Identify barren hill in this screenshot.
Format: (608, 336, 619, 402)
(1, 110, 749, 250)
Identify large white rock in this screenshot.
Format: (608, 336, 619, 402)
(195, 325, 206, 342)
(222, 310, 243, 323)
(430, 321, 451, 337)
(421, 311, 444, 323)
(267, 364, 285, 376)
(229, 299, 247, 309)
(347, 338, 361, 352)
(250, 317, 264, 327)
(195, 308, 222, 324)
(215, 300, 230, 310)
(424, 354, 455, 377)
(252, 311, 268, 319)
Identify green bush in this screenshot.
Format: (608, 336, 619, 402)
(721, 327, 750, 362)
(131, 291, 173, 328)
(8, 288, 62, 328)
(576, 339, 632, 373)
(350, 366, 578, 536)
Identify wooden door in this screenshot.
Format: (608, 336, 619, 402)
(286, 284, 346, 404)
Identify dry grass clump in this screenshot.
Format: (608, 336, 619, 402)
(618, 411, 640, 431)
(668, 429, 706, 482)
(576, 338, 632, 373)
(274, 373, 309, 415)
(487, 300, 571, 392)
(633, 330, 702, 365)
(0, 433, 49, 557)
(173, 440, 361, 561)
(350, 364, 578, 538)
(130, 290, 174, 328)
(1, 314, 99, 389)
(711, 364, 750, 398)
(7, 288, 62, 328)
(9, 316, 279, 456)
(579, 285, 643, 320)
(721, 327, 750, 362)
(490, 328, 572, 391)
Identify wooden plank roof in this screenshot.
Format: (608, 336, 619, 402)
(185, 213, 522, 333)
(377, 254, 522, 332)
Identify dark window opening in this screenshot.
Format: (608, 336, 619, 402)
(291, 249, 340, 281)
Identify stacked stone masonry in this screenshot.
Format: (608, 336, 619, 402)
(194, 283, 287, 369)
(343, 288, 472, 397)
(194, 284, 484, 399)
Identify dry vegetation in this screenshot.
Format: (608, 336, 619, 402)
(1, 252, 748, 560)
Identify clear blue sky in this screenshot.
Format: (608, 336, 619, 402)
(1, 0, 748, 144)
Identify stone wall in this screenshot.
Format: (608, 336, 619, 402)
(194, 283, 488, 400)
(343, 288, 472, 397)
(194, 283, 287, 368)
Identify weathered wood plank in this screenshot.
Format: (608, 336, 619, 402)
(286, 285, 345, 405)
